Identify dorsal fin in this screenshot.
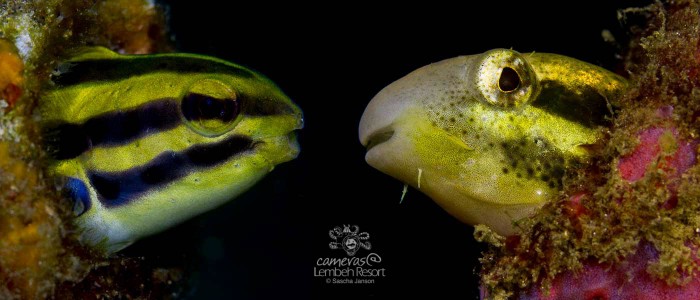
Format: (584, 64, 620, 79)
(51, 49, 256, 88)
(51, 47, 122, 86)
(64, 46, 120, 62)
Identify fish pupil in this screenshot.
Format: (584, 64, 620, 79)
(499, 67, 520, 92)
(182, 92, 238, 123)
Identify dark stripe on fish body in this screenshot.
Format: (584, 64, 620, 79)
(44, 99, 181, 160)
(176, 92, 291, 121)
(240, 94, 300, 116)
(88, 135, 256, 207)
(51, 56, 255, 87)
(531, 80, 614, 128)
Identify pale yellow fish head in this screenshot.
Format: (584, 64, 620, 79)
(359, 49, 626, 235)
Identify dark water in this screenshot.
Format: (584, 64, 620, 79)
(123, 1, 642, 299)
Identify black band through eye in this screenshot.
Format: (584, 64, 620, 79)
(181, 93, 239, 122)
(499, 67, 521, 92)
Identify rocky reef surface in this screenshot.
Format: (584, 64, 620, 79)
(0, 1, 182, 298)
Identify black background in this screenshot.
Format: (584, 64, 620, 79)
(123, 2, 644, 299)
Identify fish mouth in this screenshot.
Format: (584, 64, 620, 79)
(364, 128, 395, 152)
(279, 113, 303, 160)
(286, 129, 301, 159)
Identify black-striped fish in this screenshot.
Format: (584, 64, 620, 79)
(42, 47, 302, 253)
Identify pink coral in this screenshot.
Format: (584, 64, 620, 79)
(519, 242, 700, 300)
(508, 112, 700, 300)
(618, 126, 696, 184)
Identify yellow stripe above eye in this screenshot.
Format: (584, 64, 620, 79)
(43, 75, 172, 123)
(86, 125, 195, 173)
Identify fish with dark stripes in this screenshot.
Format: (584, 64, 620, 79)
(41, 47, 303, 253)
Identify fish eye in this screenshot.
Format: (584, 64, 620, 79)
(180, 79, 240, 137)
(472, 49, 540, 109)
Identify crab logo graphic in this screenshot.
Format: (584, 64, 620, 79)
(329, 225, 371, 256)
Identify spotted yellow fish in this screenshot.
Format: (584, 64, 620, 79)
(41, 47, 302, 253)
(359, 49, 626, 235)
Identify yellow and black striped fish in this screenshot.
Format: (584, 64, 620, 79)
(41, 47, 302, 253)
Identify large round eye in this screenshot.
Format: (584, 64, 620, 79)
(180, 79, 240, 137)
(472, 49, 540, 109)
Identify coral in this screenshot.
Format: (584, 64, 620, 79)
(0, 34, 84, 299)
(518, 242, 700, 299)
(479, 1, 700, 299)
(0, 0, 182, 298)
(0, 140, 74, 299)
(55, 256, 186, 299)
(93, 0, 170, 54)
(0, 40, 23, 108)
